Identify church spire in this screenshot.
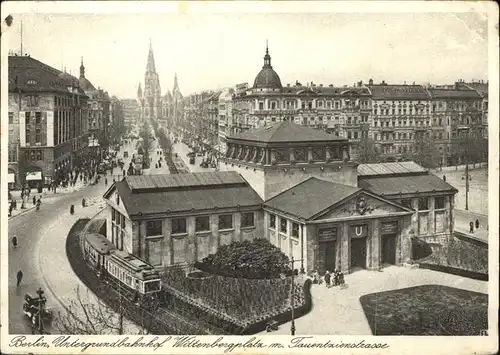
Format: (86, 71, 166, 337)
(263, 40, 271, 68)
(79, 56, 85, 78)
(146, 39, 156, 73)
(137, 82, 142, 98)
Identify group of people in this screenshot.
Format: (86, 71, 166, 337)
(310, 269, 345, 288)
(469, 218, 482, 233)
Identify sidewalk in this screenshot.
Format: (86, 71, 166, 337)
(259, 266, 487, 335)
(37, 199, 142, 334)
(454, 209, 489, 243)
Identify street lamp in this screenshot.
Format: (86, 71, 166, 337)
(290, 256, 296, 336)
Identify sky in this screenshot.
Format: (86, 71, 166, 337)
(4, 3, 490, 99)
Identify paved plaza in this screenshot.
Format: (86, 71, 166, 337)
(261, 266, 487, 335)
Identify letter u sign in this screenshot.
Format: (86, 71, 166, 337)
(355, 226, 363, 236)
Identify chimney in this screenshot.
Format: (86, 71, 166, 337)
(329, 84, 333, 88)
(368, 78, 373, 85)
(319, 84, 323, 87)
(404, 81, 406, 85)
(287, 83, 290, 87)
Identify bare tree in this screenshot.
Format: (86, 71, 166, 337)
(54, 286, 126, 335)
(53, 281, 167, 335)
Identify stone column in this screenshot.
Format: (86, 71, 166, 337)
(371, 219, 381, 270)
(307, 147, 313, 163)
(325, 146, 332, 162)
(289, 148, 295, 164)
(186, 216, 196, 264)
(210, 214, 218, 255)
(258, 148, 266, 165)
(449, 195, 455, 233)
(340, 222, 350, 273)
(270, 149, 277, 165)
(131, 221, 140, 256)
(139, 221, 147, 261)
(163, 218, 172, 267)
(411, 198, 419, 235)
(234, 212, 242, 242)
(429, 196, 435, 235)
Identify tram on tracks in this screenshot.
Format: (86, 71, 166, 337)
(82, 233, 162, 300)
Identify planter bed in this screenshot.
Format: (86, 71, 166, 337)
(66, 219, 209, 335)
(162, 267, 310, 334)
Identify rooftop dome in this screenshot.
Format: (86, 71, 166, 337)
(253, 44, 282, 90)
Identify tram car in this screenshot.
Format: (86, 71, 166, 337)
(82, 233, 162, 298)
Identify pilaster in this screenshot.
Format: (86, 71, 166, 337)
(371, 219, 381, 270)
(340, 222, 350, 273)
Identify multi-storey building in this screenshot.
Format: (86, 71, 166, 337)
(137, 41, 162, 122)
(427, 83, 483, 165)
(367, 81, 433, 161)
(8, 55, 89, 187)
(121, 99, 139, 129)
(461, 80, 488, 139)
(217, 88, 234, 154)
(228, 46, 372, 159)
(79, 58, 110, 148)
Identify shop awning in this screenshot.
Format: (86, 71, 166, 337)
(26, 171, 42, 181)
(8, 173, 15, 183)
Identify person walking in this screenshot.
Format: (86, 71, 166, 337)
(16, 270, 23, 287)
(324, 270, 331, 288)
(475, 219, 480, 229)
(105, 177, 108, 186)
(469, 221, 474, 233)
(12, 235, 18, 248)
(32, 196, 36, 206)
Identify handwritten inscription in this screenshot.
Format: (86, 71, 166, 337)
(9, 335, 390, 353)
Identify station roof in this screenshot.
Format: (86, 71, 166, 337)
(125, 171, 245, 192)
(358, 161, 428, 177)
(358, 174, 458, 196)
(264, 177, 361, 220)
(228, 121, 346, 144)
(112, 172, 263, 217)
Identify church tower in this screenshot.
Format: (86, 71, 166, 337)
(143, 40, 162, 120)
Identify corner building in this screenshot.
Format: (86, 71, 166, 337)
(105, 116, 457, 275)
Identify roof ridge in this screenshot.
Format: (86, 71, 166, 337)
(264, 176, 317, 202)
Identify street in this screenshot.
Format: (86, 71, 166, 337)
(7, 141, 136, 335)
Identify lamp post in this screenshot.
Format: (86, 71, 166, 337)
(290, 256, 296, 336)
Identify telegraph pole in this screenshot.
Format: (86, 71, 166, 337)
(465, 156, 469, 211)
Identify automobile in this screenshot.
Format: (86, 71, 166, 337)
(123, 151, 129, 158)
(189, 156, 195, 165)
(200, 160, 209, 168)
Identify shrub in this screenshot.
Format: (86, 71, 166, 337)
(200, 238, 290, 279)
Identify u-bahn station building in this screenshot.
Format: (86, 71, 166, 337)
(104, 121, 457, 274)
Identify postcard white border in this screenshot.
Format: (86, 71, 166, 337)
(1, 1, 498, 355)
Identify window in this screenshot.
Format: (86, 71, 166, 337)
(171, 218, 186, 234)
(280, 218, 287, 233)
(401, 199, 412, 209)
(112, 209, 116, 221)
(195, 216, 210, 232)
(259, 102, 264, 110)
(25, 112, 31, 125)
(8, 112, 13, 124)
(292, 222, 299, 238)
(435, 197, 445, 209)
(35, 112, 42, 124)
(241, 212, 255, 228)
(35, 128, 41, 144)
(270, 214, 276, 229)
(146, 220, 162, 236)
(218, 214, 233, 230)
(418, 198, 429, 211)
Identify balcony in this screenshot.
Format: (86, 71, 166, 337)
(457, 125, 470, 130)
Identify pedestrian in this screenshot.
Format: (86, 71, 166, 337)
(475, 219, 480, 229)
(16, 270, 23, 287)
(324, 270, 331, 288)
(105, 177, 108, 186)
(443, 175, 446, 182)
(469, 221, 474, 233)
(12, 235, 18, 248)
(82, 198, 86, 208)
(70, 204, 75, 215)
